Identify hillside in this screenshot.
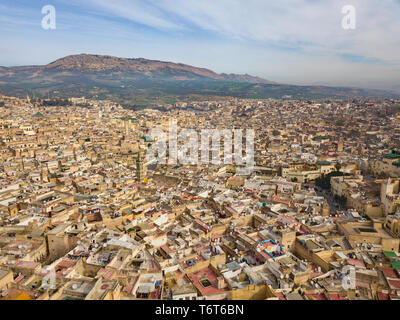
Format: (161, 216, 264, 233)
(0, 54, 397, 105)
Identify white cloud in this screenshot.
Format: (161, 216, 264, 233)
(77, 0, 183, 30)
(75, 0, 400, 63)
(1, 0, 400, 89)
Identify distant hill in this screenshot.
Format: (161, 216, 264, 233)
(0, 54, 397, 105)
(0, 54, 274, 83)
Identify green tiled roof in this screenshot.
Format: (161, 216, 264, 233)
(384, 150, 400, 159)
(392, 161, 400, 167)
(317, 161, 331, 165)
(384, 251, 398, 258)
(312, 136, 329, 141)
(392, 261, 400, 270)
(384, 154, 400, 159)
(118, 116, 137, 122)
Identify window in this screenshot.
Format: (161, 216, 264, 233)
(199, 279, 212, 288)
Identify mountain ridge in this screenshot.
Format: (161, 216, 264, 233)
(0, 54, 275, 84)
(0, 54, 397, 105)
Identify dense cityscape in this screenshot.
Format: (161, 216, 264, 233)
(0, 94, 399, 300)
(2, 1, 400, 310)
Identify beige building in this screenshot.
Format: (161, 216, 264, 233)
(379, 178, 400, 215)
(0, 269, 13, 289)
(337, 221, 400, 252)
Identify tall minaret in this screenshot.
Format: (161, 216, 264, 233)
(41, 168, 49, 182)
(337, 138, 343, 152)
(136, 152, 144, 182)
(125, 120, 129, 136)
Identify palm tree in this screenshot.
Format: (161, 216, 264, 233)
(335, 163, 342, 172)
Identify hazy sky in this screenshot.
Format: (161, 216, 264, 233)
(1, 0, 400, 91)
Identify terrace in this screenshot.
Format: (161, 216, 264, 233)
(187, 267, 228, 297)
